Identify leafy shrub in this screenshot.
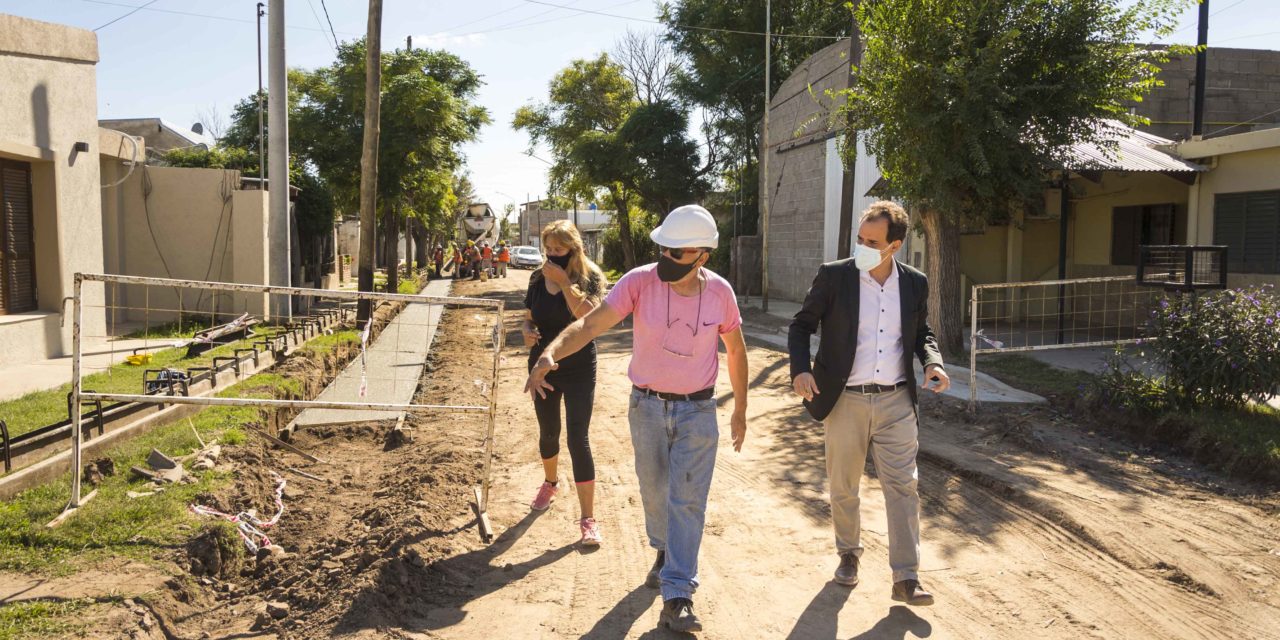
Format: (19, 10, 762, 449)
(1097, 286, 1280, 409)
(160, 146, 257, 172)
(601, 210, 658, 273)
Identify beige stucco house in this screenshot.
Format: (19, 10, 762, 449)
(757, 37, 1280, 305)
(1177, 127, 1280, 287)
(1, 13, 288, 366)
(0, 14, 107, 363)
(97, 117, 215, 159)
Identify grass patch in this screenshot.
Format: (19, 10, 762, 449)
(397, 279, 420, 295)
(1119, 401, 1280, 483)
(0, 332, 265, 440)
(977, 354, 1097, 399)
(978, 354, 1280, 484)
(0, 598, 100, 639)
(122, 318, 217, 340)
(0, 371, 292, 575)
(295, 329, 359, 359)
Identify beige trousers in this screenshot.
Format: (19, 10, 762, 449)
(824, 386, 921, 582)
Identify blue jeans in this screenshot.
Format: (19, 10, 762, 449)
(628, 388, 719, 601)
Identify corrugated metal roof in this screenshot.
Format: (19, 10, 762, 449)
(1064, 120, 1205, 173)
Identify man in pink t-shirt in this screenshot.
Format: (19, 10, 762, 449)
(526, 205, 748, 634)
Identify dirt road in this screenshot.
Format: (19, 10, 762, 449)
(99, 267, 1278, 639)
(428, 268, 1280, 639)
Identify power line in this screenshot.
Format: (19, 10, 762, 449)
(438, 3, 527, 33)
(1168, 0, 1251, 35)
(305, 0, 336, 50)
(521, 0, 844, 40)
(318, 0, 341, 47)
(1205, 106, 1280, 136)
(1215, 29, 1280, 44)
(480, 0, 585, 34)
(455, 0, 642, 37)
(93, 0, 158, 31)
(74, 0, 361, 37)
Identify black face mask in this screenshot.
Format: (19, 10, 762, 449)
(547, 253, 572, 268)
(657, 253, 700, 283)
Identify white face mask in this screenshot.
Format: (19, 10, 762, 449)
(853, 243, 888, 271)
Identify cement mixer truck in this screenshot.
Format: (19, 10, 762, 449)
(459, 202, 501, 246)
(444, 203, 502, 276)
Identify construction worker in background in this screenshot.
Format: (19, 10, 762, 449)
(481, 241, 494, 279)
(468, 241, 482, 280)
(432, 245, 445, 279)
(496, 241, 511, 278)
(453, 240, 468, 279)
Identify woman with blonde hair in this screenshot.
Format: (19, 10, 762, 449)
(522, 219, 609, 545)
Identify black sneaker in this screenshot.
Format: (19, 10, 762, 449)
(833, 551, 859, 587)
(645, 550, 665, 588)
(659, 597, 702, 633)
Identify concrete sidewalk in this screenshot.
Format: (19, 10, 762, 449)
(289, 278, 451, 429)
(0, 336, 163, 402)
(737, 296, 1047, 405)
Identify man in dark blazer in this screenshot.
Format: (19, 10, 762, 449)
(788, 200, 949, 606)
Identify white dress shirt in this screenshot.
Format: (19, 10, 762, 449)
(847, 265, 905, 386)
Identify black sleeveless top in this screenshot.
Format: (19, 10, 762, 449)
(525, 270, 600, 380)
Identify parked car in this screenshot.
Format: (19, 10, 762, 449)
(511, 245, 544, 269)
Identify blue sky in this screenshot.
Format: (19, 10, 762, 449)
(1, 1, 1277, 218)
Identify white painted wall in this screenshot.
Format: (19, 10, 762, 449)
(823, 137, 843, 262)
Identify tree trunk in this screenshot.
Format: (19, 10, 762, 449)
(919, 207, 964, 358)
(384, 205, 399, 293)
(611, 187, 636, 270)
(404, 222, 413, 275)
(314, 240, 323, 289)
(356, 0, 383, 322)
(414, 223, 428, 271)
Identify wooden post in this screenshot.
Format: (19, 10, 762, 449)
(357, 0, 384, 322)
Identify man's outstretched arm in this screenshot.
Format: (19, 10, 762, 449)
(524, 301, 624, 397)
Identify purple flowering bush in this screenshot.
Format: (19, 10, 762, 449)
(1102, 286, 1280, 409)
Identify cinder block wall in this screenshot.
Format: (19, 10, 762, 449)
(759, 39, 852, 303)
(1137, 46, 1280, 141)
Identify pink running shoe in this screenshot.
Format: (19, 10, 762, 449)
(530, 481, 557, 511)
(579, 517, 602, 546)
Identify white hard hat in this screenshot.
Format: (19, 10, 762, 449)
(650, 204, 719, 249)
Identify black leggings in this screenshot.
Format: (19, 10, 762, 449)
(533, 375, 596, 483)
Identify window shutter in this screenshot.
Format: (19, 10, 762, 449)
(1213, 194, 1247, 273)
(1, 160, 37, 314)
(1111, 206, 1140, 266)
(1215, 191, 1280, 275)
(1244, 191, 1280, 274)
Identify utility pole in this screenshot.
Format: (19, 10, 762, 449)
(256, 3, 266, 183)
(357, 0, 384, 322)
(407, 35, 412, 50)
(760, 0, 772, 312)
(268, 0, 291, 319)
(1192, 0, 1209, 138)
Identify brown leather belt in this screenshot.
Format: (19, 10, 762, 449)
(845, 381, 907, 394)
(633, 385, 715, 402)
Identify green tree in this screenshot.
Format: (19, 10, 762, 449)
(660, 1, 853, 234)
(286, 40, 487, 290)
(618, 100, 708, 217)
(515, 54, 642, 269)
(836, 0, 1186, 355)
